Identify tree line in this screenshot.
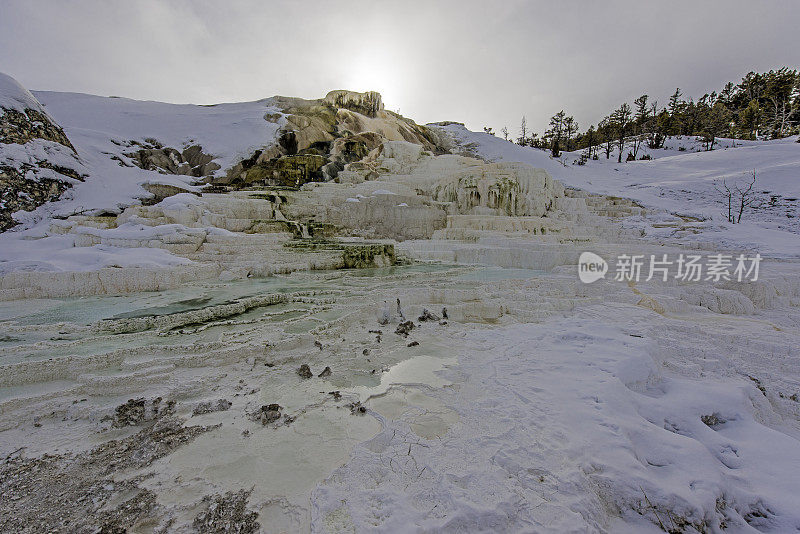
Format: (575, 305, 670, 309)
(485, 68, 800, 163)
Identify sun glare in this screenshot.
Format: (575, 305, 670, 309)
(344, 54, 404, 113)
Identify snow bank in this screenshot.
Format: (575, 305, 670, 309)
(0, 233, 193, 273)
(0, 72, 49, 116)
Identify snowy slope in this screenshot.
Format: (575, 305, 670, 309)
(0, 74, 284, 273)
(25, 90, 284, 222)
(562, 135, 765, 164)
(436, 123, 800, 257)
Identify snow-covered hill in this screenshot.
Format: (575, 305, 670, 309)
(26, 90, 285, 223)
(436, 123, 800, 257)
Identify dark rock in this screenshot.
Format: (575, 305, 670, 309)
(395, 321, 414, 337)
(238, 153, 327, 188)
(442, 307, 448, 319)
(193, 489, 260, 534)
(112, 397, 174, 428)
(0, 107, 74, 149)
(193, 402, 213, 416)
(97, 489, 156, 534)
(297, 364, 313, 379)
(318, 366, 332, 378)
(748, 375, 767, 396)
(701, 413, 726, 428)
(124, 144, 220, 178)
(407, 341, 419, 347)
(342, 243, 396, 269)
(418, 309, 440, 322)
(329, 391, 341, 401)
(0, 164, 83, 231)
(253, 404, 282, 425)
(348, 401, 367, 415)
(192, 399, 232, 416)
(278, 130, 298, 154)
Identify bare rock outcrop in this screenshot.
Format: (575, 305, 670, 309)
(1, 73, 84, 231)
(324, 90, 384, 118)
(123, 139, 220, 178)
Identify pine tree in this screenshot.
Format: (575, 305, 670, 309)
(700, 102, 730, 150)
(719, 82, 735, 107)
(598, 117, 615, 159)
(612, 103, 632, 162)
(737, 72, 765, 104)
(563, 115, 579, 151)
(520, 68, 799, 153)
(652, 109, 669, 148)
(668, 88, 683, 114)
(665, 89, 685, 136)
(545, 111, 567, 156)
(634, 95, 650, 124)
(582, 125, 597, 158)
(763, 67, 798, 137)
(739, 100, 762, 139)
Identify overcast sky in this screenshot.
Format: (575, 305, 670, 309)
(1, 0, 798, 136)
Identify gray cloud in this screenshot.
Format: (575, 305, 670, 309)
(1, 0, 798, 135)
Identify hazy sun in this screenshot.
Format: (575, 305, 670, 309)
(344, 53, 404, 112)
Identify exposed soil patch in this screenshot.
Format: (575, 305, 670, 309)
(0, 416, 218, 533)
